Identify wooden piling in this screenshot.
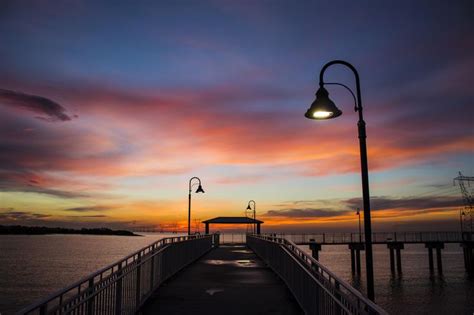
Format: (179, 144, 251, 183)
(350, 249, 355, 273)
(387, 242, 404, 274)
(428, 247, 434, 272)
(396, 249, 402, 273)
(436, 247, 442, 274)
(348, 243, 364, 275)
(389, 249, 395, 274)
(425, 242, 444, 273)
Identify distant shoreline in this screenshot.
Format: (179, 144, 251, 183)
(0, 225, 141, 236)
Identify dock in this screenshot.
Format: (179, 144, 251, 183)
(18, 234, 387, 315)
(141, 245, 301, 314)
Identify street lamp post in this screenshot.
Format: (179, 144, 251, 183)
(188, 177, 204, 236)
(460, 210, 465, 240)
(246, 200, 256, 234)
(304, 60, 375, 301)
(356, 208, 362, 243)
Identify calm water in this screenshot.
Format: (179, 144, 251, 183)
(0, 233, 176, 314)
(0, 235, 473, 314)
(302, 244, 474, 314)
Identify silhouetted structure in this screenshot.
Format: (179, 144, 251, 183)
(305, 60, 375, 300)
(0, 225, 139, 236)
(188, 176, 205, 235)
(202, 216, 263, 234)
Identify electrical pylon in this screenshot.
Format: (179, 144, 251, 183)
(454, 171, 474, 233)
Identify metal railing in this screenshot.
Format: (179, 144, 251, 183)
(247, 235, 387, 315)
(267, 231, 472, 244)
(18, 234, 219, 315)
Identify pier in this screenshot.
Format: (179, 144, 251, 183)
(141, 244, 301, 314)
(279, 231, 474, 275)
(19, 234, 386, 315)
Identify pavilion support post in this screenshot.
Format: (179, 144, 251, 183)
(205, 223, 209, 235)
(256, 223, 261, 235)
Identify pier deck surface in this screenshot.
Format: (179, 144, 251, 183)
(141, 244, 302, 314)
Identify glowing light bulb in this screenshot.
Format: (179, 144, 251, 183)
(312, 111, 333, 119)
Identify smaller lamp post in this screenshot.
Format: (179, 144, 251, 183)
(188, 177, 204, 235)
(246, 200, 256, 234)
(460, 210, 465, 240)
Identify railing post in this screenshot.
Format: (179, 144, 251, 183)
(150, 247, 156, 289)
(115, 263, 123, 315)
(334, 281, 342, 314)
(39, 304, 47, 315)
(87, 278, 94, 315)
(136, 252, 142, 307)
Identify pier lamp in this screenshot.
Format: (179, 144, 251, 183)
(304, 60, 375, 301)
(246, 200, 256, 234)
(188, 177, 205, 235)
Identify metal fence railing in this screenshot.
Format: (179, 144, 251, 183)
(18, 234, 219, 315)
(247, 235, 387, 315)
(266, 231, 472, 244)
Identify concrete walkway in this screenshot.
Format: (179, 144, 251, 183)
(141, 245, 303, 314)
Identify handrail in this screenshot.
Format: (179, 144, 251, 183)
(247, 234, 388, 315)
(263, 231, 472, 244)
(18, 234, 219, 315)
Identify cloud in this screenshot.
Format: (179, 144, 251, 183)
(0, 210, 51, 220)
(344, 196, 463, 211)
(66, 214, 108, 218)
(0, 88, 72, 121)
(263, 195, 463, 221)
(265, 208, 348, 218)
(64, 206, 110, 212)
(0, 173, 89, 198)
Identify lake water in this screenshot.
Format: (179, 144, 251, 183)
(0, 233, 174, 314)
(0, 234, 473, 314)
(301, 243, 474, 314)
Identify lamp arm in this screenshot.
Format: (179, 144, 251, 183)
(248, 200, 256, 209)
(324, 82, 357, 112)
(189, 176, 201, 193)
(319, 60, 363, 120)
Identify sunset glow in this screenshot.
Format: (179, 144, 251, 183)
(0, 1, 472, 233)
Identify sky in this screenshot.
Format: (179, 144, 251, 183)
(0, 0, 473, 232)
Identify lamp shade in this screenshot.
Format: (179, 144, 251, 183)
(195, 185, 205, 193)
(246, 204, 252, 210)
(304, 87, 342, 120)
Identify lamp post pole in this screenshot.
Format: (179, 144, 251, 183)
(305, 60, 375, 301)
(357, 208, 362, 243)
(247, 200, 256, 234)
(188, 177, 204, 236)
